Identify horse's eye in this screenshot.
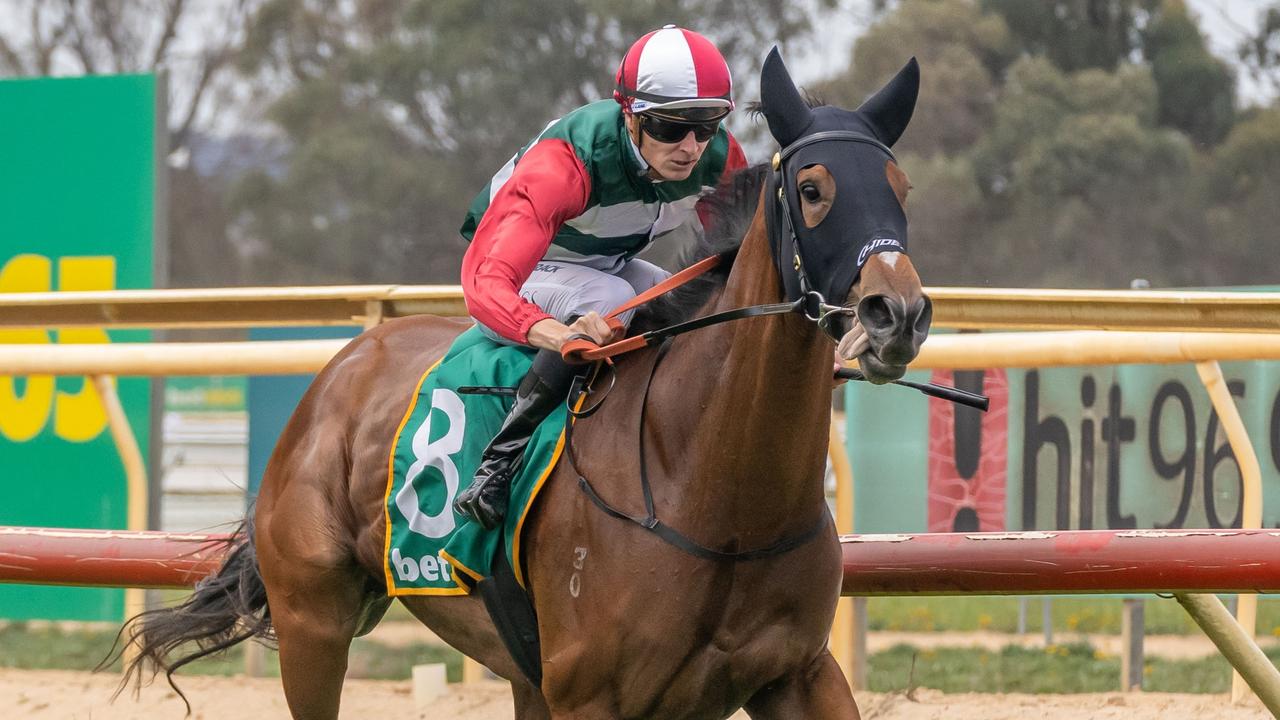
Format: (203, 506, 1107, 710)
(799, 183, 821, 203)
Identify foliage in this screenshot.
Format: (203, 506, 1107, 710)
(817, 0, 1016, 158)
(0, 0, 261, 286)
(1141, 0, 1236, 147)
(225, 0, 825, 284)
(980, 0, 1147, 73)
(2, 0, 1278, 289)
(829, 0, 1270, 288)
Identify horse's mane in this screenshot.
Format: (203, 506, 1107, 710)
(631, 161, 770, 332)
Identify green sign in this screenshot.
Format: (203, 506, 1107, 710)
(165, 377, 247, 413)
(0, 75, 158, 620)
(847, 360, 1280, 534)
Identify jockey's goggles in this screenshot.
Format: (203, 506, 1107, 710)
(641, 110, 726, 144)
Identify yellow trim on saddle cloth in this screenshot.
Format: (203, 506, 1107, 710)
(510, 391, 587, 590)
(382, 356, 443, 595)
(441, 549, 485, 589)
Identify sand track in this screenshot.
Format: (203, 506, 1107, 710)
(2, 668, 1269, 719)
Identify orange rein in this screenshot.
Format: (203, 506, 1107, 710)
(559, 255, 721, 364)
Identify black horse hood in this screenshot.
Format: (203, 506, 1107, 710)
(759, 47, 919, 307)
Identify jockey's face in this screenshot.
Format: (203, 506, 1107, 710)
(626, 112, 715, 182)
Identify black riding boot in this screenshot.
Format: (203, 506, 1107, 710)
(453, 349, 577, 529)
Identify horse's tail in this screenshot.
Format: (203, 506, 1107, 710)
(103, 518, 273, 713)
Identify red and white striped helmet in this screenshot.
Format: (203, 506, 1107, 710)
(614, 25, 734, 116)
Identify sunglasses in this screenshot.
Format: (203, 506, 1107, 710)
(641, 114, 721, 144)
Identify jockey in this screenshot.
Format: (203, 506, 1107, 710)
(453, 25, 748, 529)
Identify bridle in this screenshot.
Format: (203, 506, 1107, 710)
(564, 129, 900, 365)
(765, 129, 902, 341)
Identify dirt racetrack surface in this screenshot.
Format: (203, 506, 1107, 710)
(2, 668, 1270, 719)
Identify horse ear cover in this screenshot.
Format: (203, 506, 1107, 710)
(760, 47, 813, 147)
(855, 57, 920, 147)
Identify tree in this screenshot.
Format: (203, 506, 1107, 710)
(817, 0, 1016, 158)
(227, 0, 827, 284)
(0, 0, 256, 155)
(1141, 0, 1236, 147)
(980, 0, 1146, 73)
(1202, 109, 1280, 284)
(0, 1, 263, 287)
(954, 56, 1201, 287)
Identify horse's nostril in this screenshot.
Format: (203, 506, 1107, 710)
(858, 295, 897, 334)
(909, 296, 932, 335)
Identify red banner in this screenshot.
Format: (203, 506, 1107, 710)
(927, 369, 1009, 532)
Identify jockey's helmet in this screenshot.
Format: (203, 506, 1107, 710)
(614, 26, 733, 122)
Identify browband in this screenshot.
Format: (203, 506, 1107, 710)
(779, 130, 895, 164)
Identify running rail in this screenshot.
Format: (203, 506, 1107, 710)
(839, 529, 1280, 596)
(3, 285, 1280, 332)
(3, 526, 1279, 594)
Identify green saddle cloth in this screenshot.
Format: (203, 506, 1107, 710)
(382, 326, 570, 595)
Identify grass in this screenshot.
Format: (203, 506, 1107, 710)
(0, 622, 463, 682)
(867, 595, 1280, 636)
(1, 621, 1269, 694)
(870, 642, 1280, 694)
(5, 595, 1278, 693)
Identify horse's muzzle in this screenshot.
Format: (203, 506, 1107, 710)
(855, 293, 931, 382)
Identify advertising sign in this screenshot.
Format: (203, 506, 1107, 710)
(847, 360, 1280, 534)
(0, 74, 158, 620)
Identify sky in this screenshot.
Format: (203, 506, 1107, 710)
(1185, 0, 1275, 105)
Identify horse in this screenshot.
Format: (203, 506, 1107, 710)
(118, 48, 928, 719)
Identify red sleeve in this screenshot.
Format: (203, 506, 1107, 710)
(696, 131, 748, 229)
(461, 138, 591, 344)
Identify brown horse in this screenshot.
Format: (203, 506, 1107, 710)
(120, 49, 928, 719)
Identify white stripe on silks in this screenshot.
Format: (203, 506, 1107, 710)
(564, 199, 664, 238)
(637, 27, 697, 102)
(649, 192, 707, 237)
(540, 246, 627, 273)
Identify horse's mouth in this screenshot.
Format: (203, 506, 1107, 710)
(856, 347, 908, 385)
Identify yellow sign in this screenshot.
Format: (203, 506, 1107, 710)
(0, 253, 114, 442)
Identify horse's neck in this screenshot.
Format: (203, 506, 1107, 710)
(647, 205, 834, 533)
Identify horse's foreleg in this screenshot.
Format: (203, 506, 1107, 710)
(742, 650, 860, 720)
(259, 536, 366, 720)
(512, 677, 552, 720)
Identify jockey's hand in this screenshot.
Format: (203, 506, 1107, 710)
(565, 311, 622, 347)
(833, 348, 850, 387)
(528, 313, 621, 354)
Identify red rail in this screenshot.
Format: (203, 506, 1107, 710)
(0, 526, 230, 589)
(3, 527, 1280, 595)
(840, 529, 1280, 595)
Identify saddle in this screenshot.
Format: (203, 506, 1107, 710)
(383, 326, 569, 684)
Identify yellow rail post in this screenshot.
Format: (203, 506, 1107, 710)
(92, 375, 148, 668)
(1174, 593, 1280, 715)
(1194, 361, 1265, 704)
(827, 418, 858, 688)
